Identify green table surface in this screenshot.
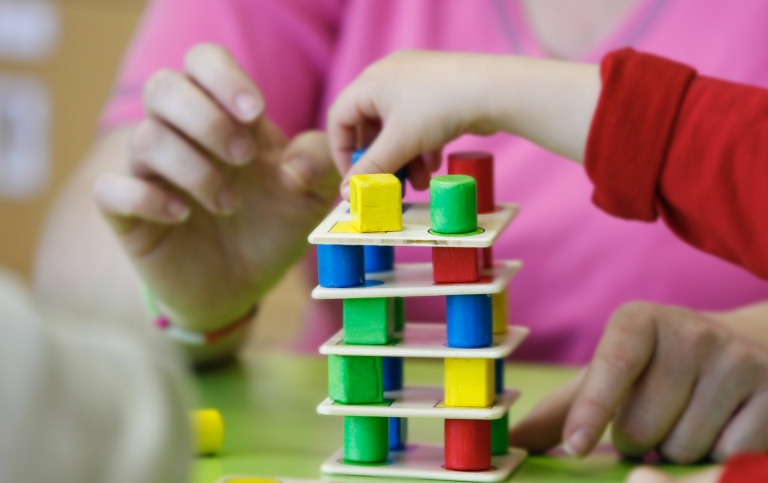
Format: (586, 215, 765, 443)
(193, 353, 707, 483)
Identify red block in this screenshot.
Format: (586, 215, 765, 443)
(432, 247, 481, 283)
(445, 419, 492, 471)
(448, 152, 495, 214)
(482, 246, 493, 269)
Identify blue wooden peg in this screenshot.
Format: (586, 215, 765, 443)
(389, 417, 408, 451)
(364, 245, 394, 273)
(317, 244, 365, 288)
(383, 356, 403, 391)
(446, 294, 492, 348)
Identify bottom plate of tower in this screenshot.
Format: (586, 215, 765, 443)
(321, 444, 527, 482)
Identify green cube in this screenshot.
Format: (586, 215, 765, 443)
(344, 416, 389, 463)
(491, 411, 509, 455)
(329, 355, 383, 404)
(343, 298, 395, 345)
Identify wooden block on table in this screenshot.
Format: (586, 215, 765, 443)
(344, 415, 389, 463)
(446, 294, 492, 348)
(492, 288, 508, 335)
(191, 409, 224, 455)
(364, 245, 395, 273)
(382, 356, 404, 391)
(448, 151, 495, 214)
(389, 417, 408, 451)
(352, 147, 408, 197)
(491, 411, 509, 456)
(317, 244, 365, 288)
(444, 358, 495, 408)
(343, 297, 394, 345)
(329, 355, 383, 404)
(350, 174, 403, 232)
(432, 247, 481, 283)
(444, 419, 492, 471)
(430, 175, 477, 235)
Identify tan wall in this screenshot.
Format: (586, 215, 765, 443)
(0, 0, 148, 276)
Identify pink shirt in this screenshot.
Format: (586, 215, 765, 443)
(103, 0, 768, 364)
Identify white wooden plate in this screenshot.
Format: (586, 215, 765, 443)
(317, 387, 520, 419)
(319, 323, 529, 359)
(321, 444, 527, 482)
(311, 261, 521, 299)
(308, 202, 519, 248)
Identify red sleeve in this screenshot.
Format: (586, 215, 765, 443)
(720, 453, 768, 483)
(586, 48, 768, 280)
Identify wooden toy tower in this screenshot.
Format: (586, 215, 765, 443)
(308, 151, 529, 482)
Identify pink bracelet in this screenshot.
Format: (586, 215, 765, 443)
(154, 308, 255, 346)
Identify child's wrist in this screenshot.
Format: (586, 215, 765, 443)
(142, 286, 257, 346)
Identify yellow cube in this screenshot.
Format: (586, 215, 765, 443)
(492, 288, 509, 335)
(444, 358, 495, 408)
(350, 174, 403, 232)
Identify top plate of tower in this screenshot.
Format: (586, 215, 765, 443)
(307, 201, 519, 248)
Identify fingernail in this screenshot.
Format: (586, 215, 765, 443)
(166, 198, 190, 221)
(218, 185, 240, 215)
(235, 92, 262, 121)
(229, 135, 255, 165)
(564, 428, 594, 458)
(280, 159, 310, 192)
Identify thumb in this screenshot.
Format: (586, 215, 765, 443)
(508, 368, 586, 453)
(279, 130, 340, 201)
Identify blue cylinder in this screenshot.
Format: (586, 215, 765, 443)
(446, 294, 492, 348)
(364, 245, 395, 273)
(495, 358, 504, 395)
(317, 244, 365, 288)
(383, 356, 404, 391)
(389, 417, 408, 451)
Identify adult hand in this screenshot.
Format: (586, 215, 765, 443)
(92, 43, 340, 331)
(509, 301, 768, 463)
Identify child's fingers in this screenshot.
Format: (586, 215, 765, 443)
(92, 173, 190, 229)
(183, 43, 265, 124)
(406, 155, 432, 191)
(326, 82, 376, 174)
(423, 148, 443, 173)
(280, 130, 340, 199)
(562, 302, 657, 458)
(626, 467, 675, 483)
(713, 389, 768, 461)
(507, 368, 586, 453)
(143, 69, 255, 166)
(129, 119, 238, 215)
(656, 350, 756, 464)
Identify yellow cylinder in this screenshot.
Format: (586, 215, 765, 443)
(191, 409, 224, 455)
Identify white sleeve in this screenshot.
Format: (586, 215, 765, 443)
(0, 271, 192, 483)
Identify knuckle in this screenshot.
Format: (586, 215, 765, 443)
(596, 346, 639, 379)
(611, 301, 657, 328)
(144, 69, 183, 106)
(129, 120, 165, 157)
(679, 321, 721, 355)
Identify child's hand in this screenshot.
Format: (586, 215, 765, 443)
(508, 302, 768, 463)
(327, 50, 503, 198)
(327, 50, 600, 199)
(92, 43, 340, 332)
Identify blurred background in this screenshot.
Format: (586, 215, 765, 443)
(0, 0, 306, 347)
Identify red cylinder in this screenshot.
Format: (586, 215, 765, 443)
(448, 152, 495, 214)
(444, 419, 492, 471)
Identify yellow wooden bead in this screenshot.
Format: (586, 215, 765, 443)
(191, 409, 224, 455)
(350, 174, 403, 233)
(444, 358, 495, 408)
(492, 288, 509, 335)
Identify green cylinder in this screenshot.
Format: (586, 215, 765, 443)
(394, 297, 405, 332)
(491, 411, 509, 455)
(344, 416, 389, 463)
(430, 175, 478, 234)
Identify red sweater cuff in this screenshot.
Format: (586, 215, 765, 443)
(585, 48, 697, 221)
(720, 453, 768, 483)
